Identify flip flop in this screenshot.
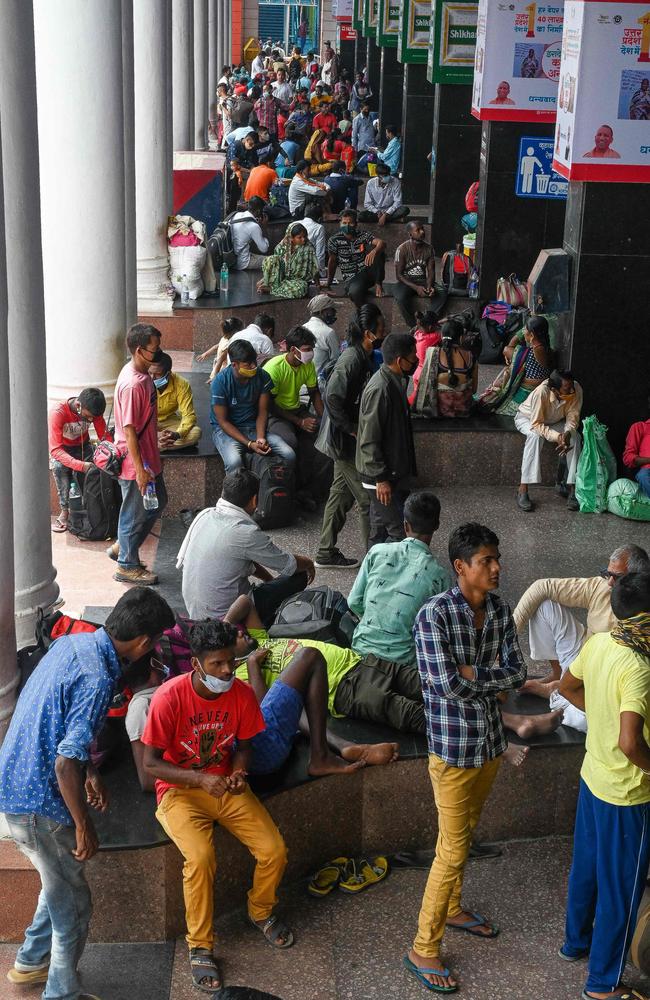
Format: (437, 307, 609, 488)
(51, 515, 68, 533)
(249, 914, 294, 949)
(402, 956, 458, 993)
(307, 862, 345, 897)
(7, 962, 50, 985)
(582, 992, 648, 1000)
(446, 911, 499, 938)
(339, 855, 389, 894)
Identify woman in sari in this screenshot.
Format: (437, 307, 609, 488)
(256, 222, 320, 299)
(476, 315, 554, 415)
(413, 319, 477, 418)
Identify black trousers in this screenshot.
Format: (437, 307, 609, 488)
(358, 206, 410, 224)
(333, 654, 425, 733)
(368, 479, 410, 548)
(392, 281, 449, 327)
(252, 571, 309, 627)
(346, 251, 386, 307)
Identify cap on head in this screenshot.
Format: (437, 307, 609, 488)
(308, 294, 336, 316)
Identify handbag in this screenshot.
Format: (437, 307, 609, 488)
(496, 273, 528, 308)
(93, 399, 155, 479)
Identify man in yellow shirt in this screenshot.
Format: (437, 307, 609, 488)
(558, 572, 650, 1000)
(149, 353, 202, 451)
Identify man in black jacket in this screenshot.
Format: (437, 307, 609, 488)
(356, 332, 418, 547)
(314, 305, 385, 567)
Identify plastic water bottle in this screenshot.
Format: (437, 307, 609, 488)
(69, 480, 82, 514)
(468, 266, 479, 300)
(220, 262, 229, 293)
(142, 464, 159, 511)
(181, 274, 190, 306)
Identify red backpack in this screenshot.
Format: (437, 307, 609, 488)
(465, 181, 479, 213)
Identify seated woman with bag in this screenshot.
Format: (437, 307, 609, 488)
(476, 315, 554, 416)
(408, 310, 442, 406)
(256, 222, 321, 299)
(413, 319, 478, 419)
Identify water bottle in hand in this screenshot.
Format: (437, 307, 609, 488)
(220, 262, 229, 293)
(142, 464, 159, 511)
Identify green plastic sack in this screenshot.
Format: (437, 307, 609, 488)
(575, 415, 618, 513)
(607, 478, 650, 521)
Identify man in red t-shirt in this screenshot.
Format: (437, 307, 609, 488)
(111, 323, 167, 585)
(48, 387, 110, 532)
(623, 403, 650, 499)
(312, 106, 337, 135)
(142, 620, 290, 992)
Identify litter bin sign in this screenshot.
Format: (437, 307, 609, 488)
(515, 137, 568, 200)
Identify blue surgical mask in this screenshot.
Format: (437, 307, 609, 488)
(195, 660, 235, 694)
(153, 375, 169, 390)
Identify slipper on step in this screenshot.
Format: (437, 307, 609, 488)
(339, 855, 389, 894)
(307, 863, 344, 897)
(51, 516, 68, 533)
(7, 963, 50, 985)
(446, 911, 499, 938)
(402, 956, 458, 994)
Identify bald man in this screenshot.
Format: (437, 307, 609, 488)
(394, 221, 446, 327)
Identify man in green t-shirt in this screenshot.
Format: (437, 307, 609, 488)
(263, 325, 331, 508)
(558, 571, 650, 1000)
(225, 595, 398, 775)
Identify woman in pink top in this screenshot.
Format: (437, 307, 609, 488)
(408, 310, 442, 406)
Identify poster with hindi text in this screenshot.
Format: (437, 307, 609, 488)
(552, 0, 650, 181)
(471, 0, 564, 120)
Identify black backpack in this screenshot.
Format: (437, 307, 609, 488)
(67, 466, 122, 541)
(441, 251, 470, 293)
(268, 585, 359, 647)
(249, 452, 295, 530)
(477, 317, 507, 364)
(207, 213, 243, 271)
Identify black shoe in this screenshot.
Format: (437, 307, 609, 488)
(314, 550, 360, 568)
(468, 841, 503, 861)
(566, 494, 579, 511)
(555, 482, 569, 498)
(517, 491, 534, 512)
(296, 492, 318, 512)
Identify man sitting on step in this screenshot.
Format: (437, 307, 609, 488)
(358, 162, 410, 226)
(148, 352, 202, 452)
(513, 543, 650, 732)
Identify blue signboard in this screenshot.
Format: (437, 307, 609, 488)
(515, 137, 568, 200)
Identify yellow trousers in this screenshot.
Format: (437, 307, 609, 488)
(413, 753, 501, 957)
(158, 415, 202, 450)
(156, 785, 288, 951)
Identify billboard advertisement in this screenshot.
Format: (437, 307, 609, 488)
(428, 0, 478, 83)
(398, 0, 433, 63)
(378, 0, 401, 45)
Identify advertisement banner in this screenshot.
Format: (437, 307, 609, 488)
(428, 0, 478, 83)
(333, 0, 354, 15)
(353, 0, 366, 31)
(471, 0, 565, 120)
(398, 0, 433, 63)
(340, 24, 358, 40)
(363, 0, 379, 36)
(552, 0, 650, 181)
(378, 0, 401, 45)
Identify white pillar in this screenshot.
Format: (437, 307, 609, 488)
(207, 0, 218, 147)
(1, 0, 60, 650)
(0, 121, 18, 739)
(134, 0, 174, 314)
(122, 0, 137, 328)
(34, 0, 127, 406)
(216, 0, 224, 77)
(173, 0, 194, 151)
(193, 0, 209, 150)
(225, 0, 231, 68)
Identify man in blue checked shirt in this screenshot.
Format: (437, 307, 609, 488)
(404, 522, 527, 994)
(0, 587, 174, 1000)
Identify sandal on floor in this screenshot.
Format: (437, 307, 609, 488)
(402, 956, 458, 994)
(446, 911, 499, 938)
(189, 948, 222, 993)
(307, 860, 347, 897)
(557, 946, 588, 962)
(7, 962, 50, 985)
(339, 855, 390, 894)
(51, 514, 68, 533)
(582, 992, 649, 1000)
(249, 913, 294, 949)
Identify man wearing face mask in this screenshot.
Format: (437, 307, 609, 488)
(49, 386, 111, 533)
(148, 353, 201, 453)
(211, 339, 296, 473)
(1, 587, 175, 995)
(356, 332, 418, 547)
(303, 293, 341, 377)
(326, 209, 386, 308)
(351, 103, 376, 158)
(358, 162, 410, 226)
(110, 323, 167, 585)
(394, 221, 444, 327)
(142, 619, 292, 993)
(264, 326, 329, 507)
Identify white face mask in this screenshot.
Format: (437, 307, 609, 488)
(297, 348, 314, 364)
(195, 660, 235, 694)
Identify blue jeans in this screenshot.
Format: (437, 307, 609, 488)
(637, 468, 650, 499)
(211, 422, 296, 473)
(5, 813, 92, 1000)
(563, 779, 650, 993)
(117, 474, 167, 569)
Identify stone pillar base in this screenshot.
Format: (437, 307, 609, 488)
(137, 256, 174, 315)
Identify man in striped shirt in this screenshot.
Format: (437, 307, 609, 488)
(404, 522, 527, 993)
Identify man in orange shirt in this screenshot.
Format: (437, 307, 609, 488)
(312, 105, 338, 135)
(244, 155, 278, 203)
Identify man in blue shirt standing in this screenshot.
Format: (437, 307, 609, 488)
(0, 588, 175, 998)
(404, 523, 527, 993)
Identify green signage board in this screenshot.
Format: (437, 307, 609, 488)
(377, 0, 400, 46)
(427, 0, 478, 83)
(398, 0, 432, 64)
(362, 0, 379, 37)
(352, 0, 365, 32)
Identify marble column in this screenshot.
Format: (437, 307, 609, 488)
(34, 0, 127, 401)
(134, 0, 175, 314)
(172, 0, 194, 151)
(400, 64, 435, 205)
(208, 0, 218, 120)
(216, 0, 225, 80)
(1, 0, 60, 649)
(225, 0, 231, 68)
(0, 122, 18, 738)
(122, 0, 137, 328)
(193, 0, 209, 150)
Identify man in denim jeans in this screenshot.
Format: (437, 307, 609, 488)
(108, 323, 167, 585)
(0, 588, 174, 999)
